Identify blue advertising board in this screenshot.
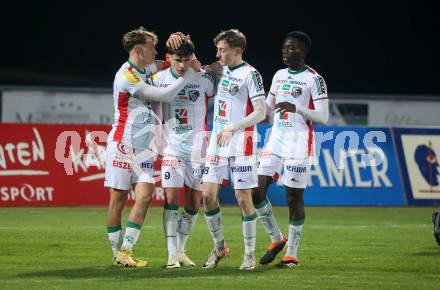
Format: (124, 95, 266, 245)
(220, 125, 405, 206)
(393, 128, 440, 206)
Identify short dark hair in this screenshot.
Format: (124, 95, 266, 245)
(122, 26, 158, 53)
(213, 29, 246, 51)
(285, 31, 311, 53)
(166, 37, 195, 57)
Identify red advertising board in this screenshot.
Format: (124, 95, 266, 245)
(0, 124, 167, 206)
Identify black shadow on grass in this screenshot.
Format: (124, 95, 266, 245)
(19, 266, 284, 280)
(413, 247, 440, 256)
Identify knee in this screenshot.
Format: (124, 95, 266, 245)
(202, 194, 216, 207)
(136, 192, 152, 206)
(109, 191, 128, 208)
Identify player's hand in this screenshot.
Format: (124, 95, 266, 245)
(274, 101, 296, 114)
(217, 126, 234, 147)
(189, 59, 202, 72)
(166, 32, 189, 50)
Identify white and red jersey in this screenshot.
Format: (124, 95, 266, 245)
(208, 62, 265, 157)
(264, 66, 328, 159)
(152, 68, 215, 158)
(108, 61, 160, 150)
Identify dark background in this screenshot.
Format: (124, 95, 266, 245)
(2, 0, 439, 96)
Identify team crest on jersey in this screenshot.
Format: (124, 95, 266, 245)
(188, 90, 200, 102)
(229, 83, 239, 96)
(291, 86, 302, 98)
(175, 108, 188, 124)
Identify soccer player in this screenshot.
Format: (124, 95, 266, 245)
(253, 31, 329, 268)
(201, 29, 266, 270)
(105, 27, 201, 267)
(152, 37, 216, 268)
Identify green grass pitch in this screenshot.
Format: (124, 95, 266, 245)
(0, 206, 439, 289)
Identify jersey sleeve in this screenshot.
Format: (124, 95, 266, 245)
(116, 68, 146, 97)
(311, 74, 328, 101)
(246, 69, 265, 100)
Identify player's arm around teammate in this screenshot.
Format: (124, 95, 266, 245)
(105, 27, 201, 268)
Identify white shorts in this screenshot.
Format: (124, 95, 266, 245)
(161, 153, 204, 191)
(257, 151, 311, 189)
(104, 142, 155, 190)
(203, 155, 258, 190)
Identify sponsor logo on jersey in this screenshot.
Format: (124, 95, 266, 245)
(221, 79, 230, 92)
(207, 155, 219, 165)
(282, 84, 291, 90)
(316, 76, 327, 95)
(188, 90, 200, 102)
(251, 71, 263, 92)
(227, 76, 243, 83)
(279, 112, 289, 120)
(229, 83, 239, 96)
(112, 160, 132, 170)
(231, 165, 252, 173)
(177, 89, 188, 100)
(292, 86, 302, 98)
(277, 112, 293, 127)
(117, 143, 134, 155)
(123, 70, 141, 85)
(286, 165, 307, 173)
(218, 100, 227, 117)
(174, 108, 193, 132)
(175, 108, 188, 124)
(162, 159, 181, 167)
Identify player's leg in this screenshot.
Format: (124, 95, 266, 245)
(254, 153, 286, 264)
(175, 185, 201, 267)
(107, 188, 128, 264)
(104, 141, 131, 264)
(201, 158, 229, 269)
(231, 156, 258, 270)
(116, 181, 154, 267)
(161, 154, 185, 268)
(276, 158, 309, 268)
(117, 151, 156, 267)
(176, 161, 203, 267)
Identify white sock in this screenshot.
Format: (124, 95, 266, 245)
(242, 213, 257, 255)
(120, 221, 142, 252)
(255, 198, 283, 243)
(107, 225, 122, 256)
(204, 208, 225, 250)
(177, 207, 199, 252)
(286, 221, 304, 258)
(163, 204, 179, 259)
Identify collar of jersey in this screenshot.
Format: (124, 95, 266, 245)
(169, 67, 179, 79)
(228, 61, 247, 71)
(288, 66, 308, 75)
(127, 60, 146, 74)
